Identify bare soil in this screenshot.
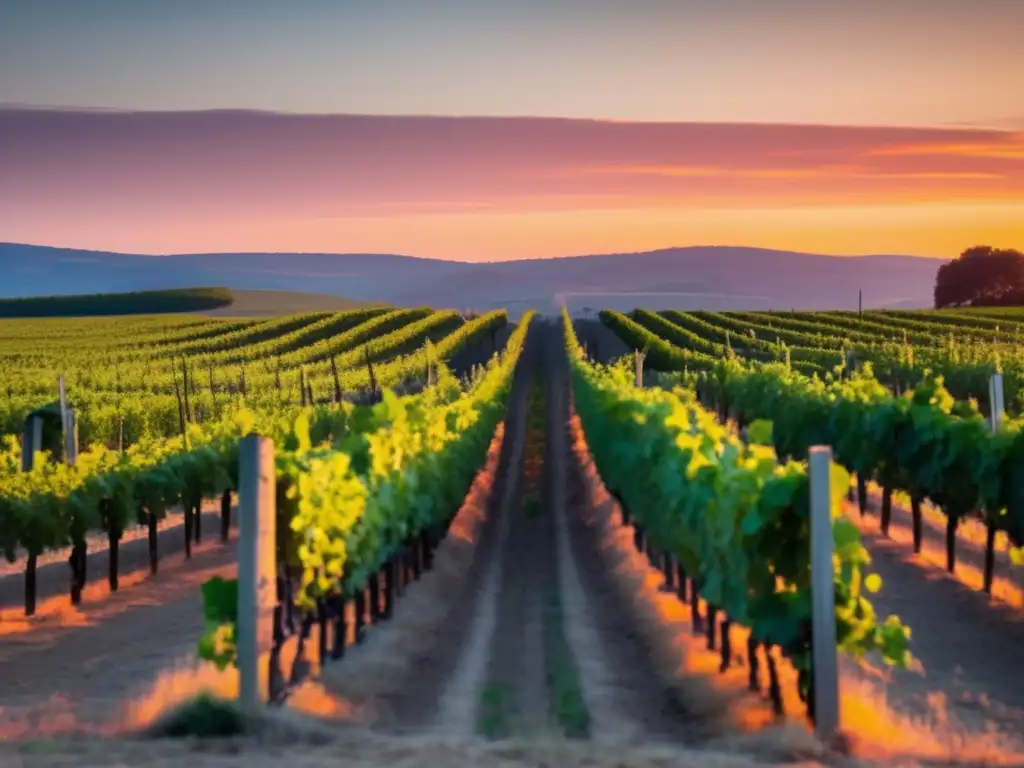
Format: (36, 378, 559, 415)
(841, 512, 1024, 750)
(199, 289, 379, 317)
(0, 505, 230, 601)
(475, 327, 561, 740)
(547, 320, 711, 747)
(0, 537, 238, 728)
(857, 485, 1024, 598)
(0, 727, 802, 768)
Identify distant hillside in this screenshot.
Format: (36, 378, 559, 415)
(0, 243, 945, 314)
(0, 287, 234, 317)
(201, 289, 385, 316)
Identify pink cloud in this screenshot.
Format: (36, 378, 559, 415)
(0, 108, 1022, 253)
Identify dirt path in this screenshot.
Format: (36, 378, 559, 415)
(818, 484, 1024, 755)
(540, 319, 710, 748)
(475, 327, 563, 740)
(0, 506, 232, 617)
(389, 320, 793, 750)
(0, 538, 238, 730)
(856, 486, 1024, 600)
(843, 516, 1024, 750)
(351, 325, 533, 737)
(1, 730, 793, 768)
(337, 322, 716, 747)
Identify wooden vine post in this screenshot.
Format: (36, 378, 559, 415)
(180, 358, 193, 423)
(364, 346, 379, 399)
(808, 446, 840, 743)
(171, 375, 197, 555)
(426, 340, 437, 387)
(21, 414, 43, 473)
(59, 376, 87, 605)
(21, 413, 44, 615)
(237, 434, 277, 714)
(634, 347, 646, 389)
(330, 355, 342, 403)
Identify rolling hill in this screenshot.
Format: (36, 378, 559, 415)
(200, 289, 384, 316)
(0, 242, 943, 315)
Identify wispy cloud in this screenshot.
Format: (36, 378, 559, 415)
(864, 139, 1024, 160)
(0, 108, 1021, 258)
(562, 164, 1007, 182)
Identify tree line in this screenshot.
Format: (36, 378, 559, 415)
(0, 287, 235, 317)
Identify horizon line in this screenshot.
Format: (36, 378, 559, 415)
(0, 240, 950, 264)
(0, 103, 1019, 135)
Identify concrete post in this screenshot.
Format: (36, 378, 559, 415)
(236, 434, 277, 713)
(809, 445, 840, 742)
(989, 373, 1005, 433)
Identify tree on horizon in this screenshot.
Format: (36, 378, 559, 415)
(934, 246, 1024, 308)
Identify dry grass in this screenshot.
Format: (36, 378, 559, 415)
(835, 669, 1024, 766)
(200, 290, 383, 317)
(0, 728, 827, 768)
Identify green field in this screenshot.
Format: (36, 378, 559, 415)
(589, 306, 1024, 417)
(0, 305, 508, 446)
(588, 304, 1024, 551)
(197, 289, 385, 317)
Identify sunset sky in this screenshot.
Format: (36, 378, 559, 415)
(1, 0, 1022, 261)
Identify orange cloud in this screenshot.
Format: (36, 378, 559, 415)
(565, 164, 1006, 181)
(0, 108, 1021, 258)
(864, 137, 1024, 160)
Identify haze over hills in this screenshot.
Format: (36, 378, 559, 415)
(0, 242, 942, 316)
